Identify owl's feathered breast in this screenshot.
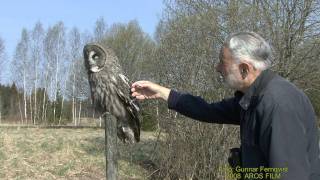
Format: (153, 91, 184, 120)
(88, 68, 135, 119)
(89, 70, 117, 112)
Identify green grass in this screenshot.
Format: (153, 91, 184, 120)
(0, 126, 159, 179)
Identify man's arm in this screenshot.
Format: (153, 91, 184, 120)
(168, 90, 241, 124)
(131, 81, 241, 125)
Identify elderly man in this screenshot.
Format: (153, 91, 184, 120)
(131, 32, 320, 180)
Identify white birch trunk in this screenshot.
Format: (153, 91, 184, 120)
(18, 96, 23, 124)
(29, 96, 33, 125)
(78, 101, 82, 126)
(53, 34, 61, 124)
(72, 62, 76, 126)
(23, 69, 27, 124)
(34, 60, 37, 124)
(59, 95, 64, 125)
(74, 100, 77, 126)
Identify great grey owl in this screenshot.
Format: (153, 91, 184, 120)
(83, 43, 140, 143)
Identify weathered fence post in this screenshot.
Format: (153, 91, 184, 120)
(105, 115, 118, 179)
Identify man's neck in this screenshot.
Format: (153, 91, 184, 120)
(239, 70, 262, 93)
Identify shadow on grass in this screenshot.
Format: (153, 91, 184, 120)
(81, 137, 105, 156)
(81, 136, 159, 173)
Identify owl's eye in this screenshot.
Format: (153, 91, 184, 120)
(92, 54, 99, 60)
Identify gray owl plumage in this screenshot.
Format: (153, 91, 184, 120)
(83, 43, 140, 143)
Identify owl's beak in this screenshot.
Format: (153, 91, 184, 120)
(90, 66, 100, 72)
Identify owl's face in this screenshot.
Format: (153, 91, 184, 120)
(83, 44, 107, 73)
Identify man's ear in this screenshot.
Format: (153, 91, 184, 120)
(239, 63, 250, 79)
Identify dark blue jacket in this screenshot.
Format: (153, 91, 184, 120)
(168, 70, 320, 180)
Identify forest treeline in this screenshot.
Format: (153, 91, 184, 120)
(0, 0, 319, 179)
(0, 83, 94, 125)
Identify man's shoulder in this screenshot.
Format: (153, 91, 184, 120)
(262, 75, 305, 104)
(255, 75, 309, 114)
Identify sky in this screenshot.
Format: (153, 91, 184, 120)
(0, 0, 164, 58)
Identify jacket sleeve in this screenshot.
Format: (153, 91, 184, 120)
(259, 101, 310, 180)
(167, 90, 241, 125)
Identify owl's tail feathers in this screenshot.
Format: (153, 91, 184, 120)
(127, 101, 141, 143)
(118, 99, 141, 143)
(133, 114, 141, 143)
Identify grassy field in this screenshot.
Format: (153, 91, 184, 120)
(0, 126, 159, 180)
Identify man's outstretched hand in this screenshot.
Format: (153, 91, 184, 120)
(131, 81, 171, 101)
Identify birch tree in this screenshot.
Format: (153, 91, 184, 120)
(94, 17, 107, 42)
(30, 22, 45, 124)
(43, 22, 67, 124)
(68, 27, 82, 125)
(12, 29, 30, 123)
(66, 27, 92, 126)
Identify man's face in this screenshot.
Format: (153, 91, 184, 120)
(216, 47, 243, 90)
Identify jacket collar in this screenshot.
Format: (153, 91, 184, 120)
(237, 69, 277, 110)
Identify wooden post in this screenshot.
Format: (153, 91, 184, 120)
(105, 115, 118, 180)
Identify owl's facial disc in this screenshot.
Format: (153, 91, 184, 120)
(88, 51, 102, 73)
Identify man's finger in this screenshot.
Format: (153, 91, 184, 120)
(132, 84, 148, 89)
(131, 81, 149, 88)
(135, 95, 146, 100)
(131, 92, 140, 97)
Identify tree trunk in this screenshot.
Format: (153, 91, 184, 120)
(29, 96, 33, 125)
(73, 98, 76, 126)
(23, 71, 27, 124)
(78, 101, 82, 126)
(34, 65, 37, 125)
(18, 96, 23, 124)
(72, 67, 76, 126)
(74, 100, 77, 126)
(59, 95, 64, 125)
(42, 89, 47, 123)
(53, 51, 60, 124)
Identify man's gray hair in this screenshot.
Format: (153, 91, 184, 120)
(224, 32, 274, 70)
